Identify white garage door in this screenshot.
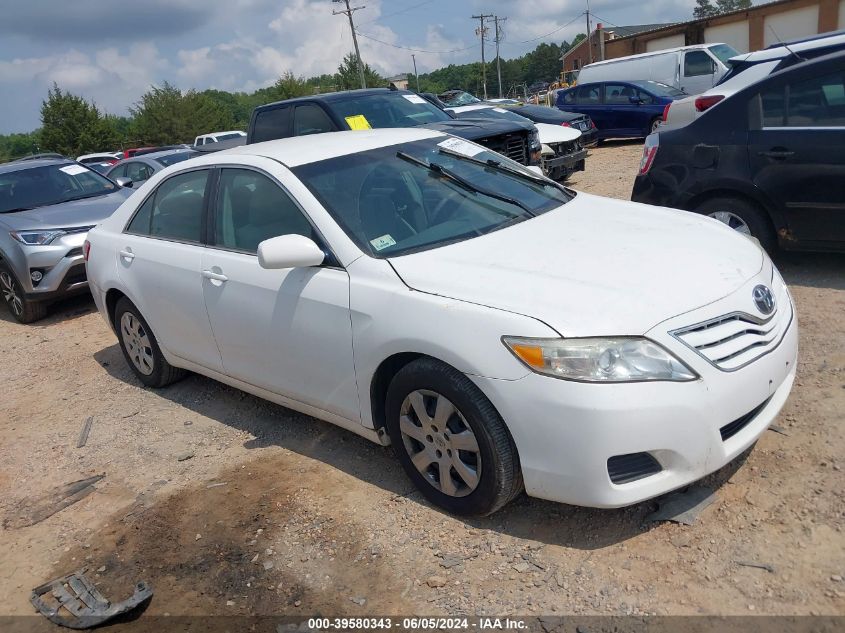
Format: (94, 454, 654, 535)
(646, 34, 686, 52)
(705, 21, 750, 53)
(764, 6, 819, 47)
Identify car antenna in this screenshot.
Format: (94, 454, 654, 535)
(768, 25, 806, 62)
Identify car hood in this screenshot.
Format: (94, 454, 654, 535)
(421, 118, 531, 140)
(388, 192, 764, 336)
(0, 189, 132, 230)
(535, 123, 581, 144)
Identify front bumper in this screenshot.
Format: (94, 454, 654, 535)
(470, 272, 798, 508)
(542, 147, 588, 180)
(9, 231, 90, 301)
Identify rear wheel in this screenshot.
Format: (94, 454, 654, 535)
(385, 358, 523, 516)
(114, 297, 186, 387)
(695, 196, 776, 252)
(0, 264, 48, 323)
(649, 117, 661, 134)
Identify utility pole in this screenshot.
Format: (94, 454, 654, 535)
(585, 0, 593, 65)
(472, 13, 492, 99)
(333, 0, 367, 89)
(493, 16, 507, 99)
(411, 53, 420, 92)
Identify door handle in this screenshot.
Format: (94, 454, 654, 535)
(119, 249, 135, 261)
(202, 270, 228, 282)
(758, 149, 794, 159)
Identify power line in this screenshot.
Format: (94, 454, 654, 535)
(332, 0, 367, 89)
(354, 29, 479, 54)
(511, 12, 586, 44)
(357, 0, 435, 26)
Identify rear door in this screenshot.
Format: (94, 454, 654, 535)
(681, 50, 718, 95)
(748, 66, 845, 245)
(574, 84, 605, 130)
(603, 83, 639, 135)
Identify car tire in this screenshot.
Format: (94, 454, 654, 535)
(114, 297, 186, 388)
(385, 357, 523, 516)
(649, 117, 661, 134)
(0, 264, 48, 324)
(695, 197, 776, 252)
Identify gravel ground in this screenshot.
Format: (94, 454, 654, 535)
(0, 142, 843, 627)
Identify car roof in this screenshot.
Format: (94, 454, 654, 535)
(187, 128, 446, 168)
(255, 88, 410, 111)
(729, 29, 845, 63)
(0, 158, 73, 174)
(137, 148, 196, 160)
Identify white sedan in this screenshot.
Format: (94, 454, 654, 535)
(85, 128, 797, 516)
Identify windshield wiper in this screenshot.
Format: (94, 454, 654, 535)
(438, 147, 570, 195)
(396, 151, 534, 216)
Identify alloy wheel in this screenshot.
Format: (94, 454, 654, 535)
(398, 389, 481, 497)
(0, 271, 23, 317)
(708, 210, 752, 235)
(120, 312, 155, 376)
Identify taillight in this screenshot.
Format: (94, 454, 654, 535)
(695, 95, 724, 112)
(83, 240, 91, 262)
(662, 104, 671, 122)
(638, 135, 659, 176)
(561, 122, 572, 127)
(590, 119, 597, 129)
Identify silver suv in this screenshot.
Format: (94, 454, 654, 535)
(0, 158, 131, 322)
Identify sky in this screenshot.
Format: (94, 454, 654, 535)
(0, 0, 705, 133)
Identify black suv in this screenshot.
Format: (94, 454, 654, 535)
(632, 50, 845, 253)
(248, 89, 540, 166)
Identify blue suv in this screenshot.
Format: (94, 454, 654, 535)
(556, 80, 686, 140)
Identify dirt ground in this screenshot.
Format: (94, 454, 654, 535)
(1, 141, 843, 627)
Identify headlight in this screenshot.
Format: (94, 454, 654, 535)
(10, 230, 67, 245)
(503, 336, 698, 382)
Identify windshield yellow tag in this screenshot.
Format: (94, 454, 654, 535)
(345, 115, 372, 130)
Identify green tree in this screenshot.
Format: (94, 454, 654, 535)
(130, 82, 234, 145)
(695, 0, 750, 18)
(0, 131, 41, 162)
(335, 53, 384, 90)
(40, 84, 117, 156)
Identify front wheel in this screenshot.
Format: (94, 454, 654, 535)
(114, 297, 186, 387)
(695, 197, 776, 252)
(385, 358, 523, 516)
(0, 264, 48, 323)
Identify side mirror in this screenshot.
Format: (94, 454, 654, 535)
(257, 234, 325, 270)
(114, 177, 133, 188)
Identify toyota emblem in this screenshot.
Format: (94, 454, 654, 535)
(752, 285, 775, 315)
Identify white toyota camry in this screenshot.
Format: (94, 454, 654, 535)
(85, 128, 797, 516)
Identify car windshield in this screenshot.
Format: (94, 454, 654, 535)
(439, 91, 482, 106)
(293, 137, 572, 258)
(154, 150, 200, 166)
(0, 163, 117, 213)
(631, 80, 687, 97)
(709, 44, 740, 64)
(332, 93, 453, 128)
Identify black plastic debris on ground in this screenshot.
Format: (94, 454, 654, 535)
(31, 569, 152, 629)
(646, 485, 716, 526)
(3, 474, 104, 529)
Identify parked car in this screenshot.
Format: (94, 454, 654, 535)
(0, 158, 132, 322)
(85, 128, 796, 516)
(632, 50, 845, 253)
(248, 88, 540, 166)
(77, 152, 121, 166)
(663, 29, 845, 129)
(194, 131, 246, 146)
(557, 80, 686, 139)
(106, 148, 200, 188)
(123, 147, 157, 159)
(576, 44, 739, 95)
(443, 103, 587, 181)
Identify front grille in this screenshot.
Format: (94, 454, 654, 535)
(477, 134, 528, 165)
(607, 452, 662, 485)
(553, 139, 582, 155)
(720, 397, 771, 441)
(671, 300, 792, 372)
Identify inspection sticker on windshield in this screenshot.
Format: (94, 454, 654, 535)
(59, 164, 88, 176)
(369, 234, 396, 251)
(402, 94, 427, 105)
(345, 115, 372, 130)
(437, 137, 483, 157)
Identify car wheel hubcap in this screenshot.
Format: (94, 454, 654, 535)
(399, 389, 481, 498)
(709, 210, 752, 235)
(0, 272, 23, 317)
(120, 312, 155, 376)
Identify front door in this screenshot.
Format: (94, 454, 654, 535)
(117, 168, 223, 372)
(200, 166, 360, 421)
(749, 68, 845, 245)
(681, 50, 717, 95)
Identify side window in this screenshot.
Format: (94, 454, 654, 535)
(213, 169, 314, 253)
(109, 164, 127, 179)
(605, 84, 634, 104)
(148, 170, 209, 242)
(762, 72, 845, 127)
(126, 195, 154, 235)
(293, 104, 335, 136)
(636, 89, 655, 105)
(125, 162, 151, 182)
(195, 138, 204, 146)
(576, 85, 600, 104)
(251, 106, 291, 143)
(685, 51, 715, 77)
(562, 90, 576, 105)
